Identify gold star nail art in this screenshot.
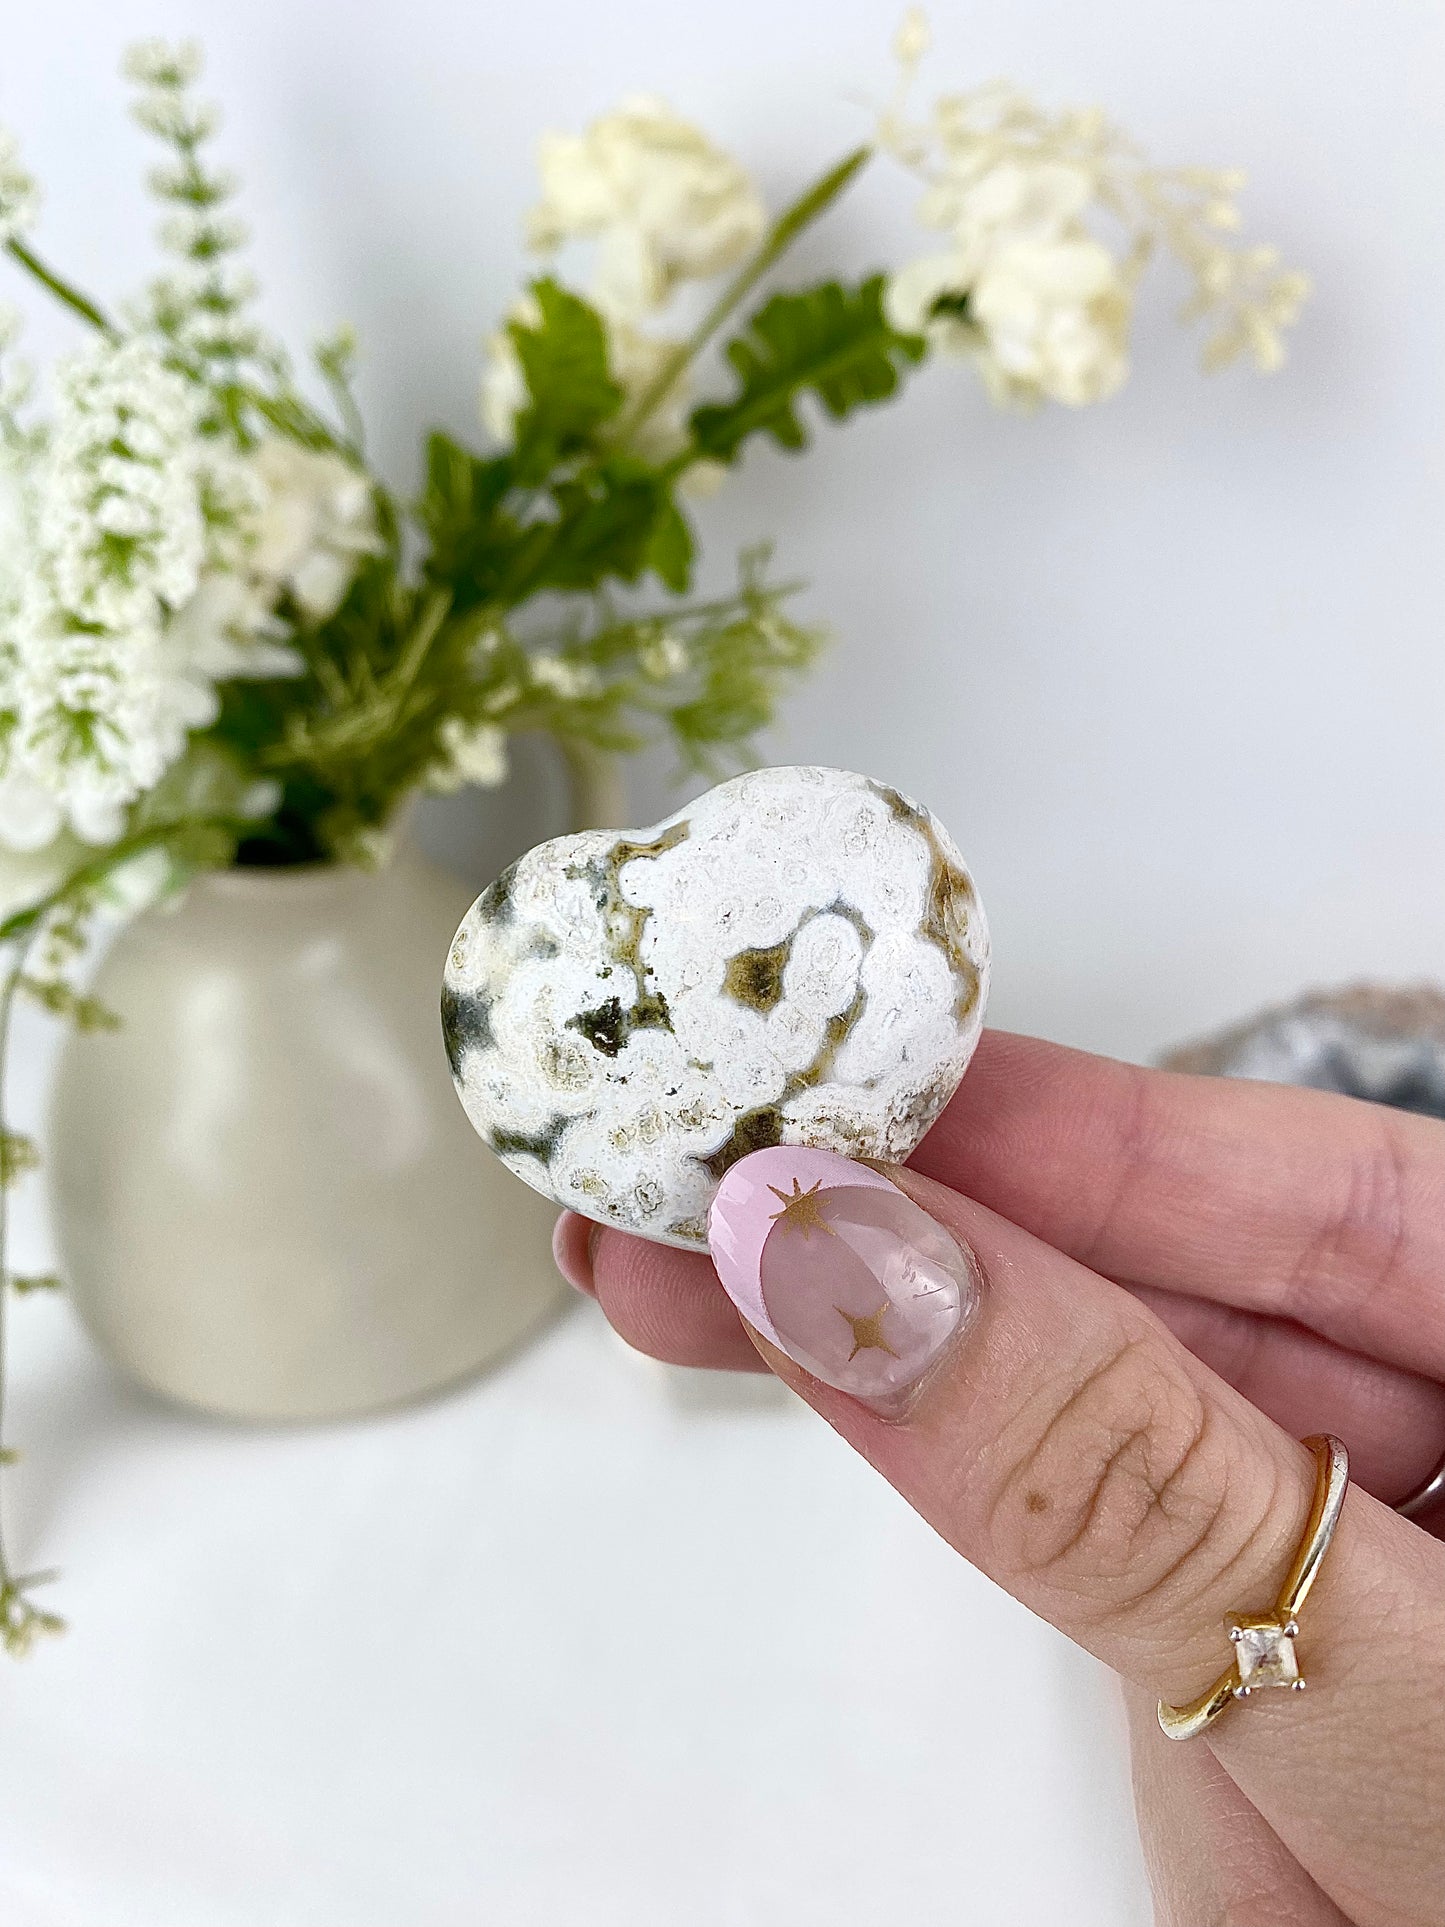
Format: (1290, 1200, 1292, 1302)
(837, 1300, 899, 1361)
(767, 1177, 837, 1240)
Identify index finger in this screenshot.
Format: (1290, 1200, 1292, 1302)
(912, 1032, 1445, 1378)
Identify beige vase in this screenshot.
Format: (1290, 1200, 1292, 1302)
(46, 752, 629, 1422)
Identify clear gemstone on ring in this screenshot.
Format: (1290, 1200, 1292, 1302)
(1229, 1613, 1303, 1695)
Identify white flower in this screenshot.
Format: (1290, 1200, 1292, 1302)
(247, 439, 379, 620)
(481, 296, 693, 463)
(38, 339, 207, 629)
(122, 39, 203, 89)
(886, 151, 1133, 408)
(427, 719, 509, 793)
(528, 653, 599, 700)
(478, 302, 537, 447)
(882, 57, 1308, 400)
(164, 572, 302, 680)
(160, 439, 378, 682)
(972, 246, 1130, 406)
(885, 251, 974, 349)
(0, 336, 227, 852)
(0, 131, 39, 248)
(603, 322, 694, 463)
(638, 630, 688, 680)
(528, 97, 766, 318)
(481, 680, 522, 716)
(893, 7, 931, 67)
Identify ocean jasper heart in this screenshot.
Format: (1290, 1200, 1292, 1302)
(441, 765, 989, 1248)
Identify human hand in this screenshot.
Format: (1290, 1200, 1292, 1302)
(554, 1032, 1445, 1925)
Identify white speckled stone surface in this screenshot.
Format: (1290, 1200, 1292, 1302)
(442, 766, 989, 1247)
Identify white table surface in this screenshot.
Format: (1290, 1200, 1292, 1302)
(1, 1019, 1151, 1927)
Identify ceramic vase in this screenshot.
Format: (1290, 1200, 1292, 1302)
(46, 750, 630, 1421)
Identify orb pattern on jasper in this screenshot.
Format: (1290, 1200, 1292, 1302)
(441, 765, 989, 1248)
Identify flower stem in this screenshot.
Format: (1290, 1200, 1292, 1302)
(0, 818, 236, 947)
(3, 239, 115, 336)
(3, 243, 354, 455)
(0, 814, 248, 1653)
(0, 927, 65, 1655)
(621, 144, 873, 441)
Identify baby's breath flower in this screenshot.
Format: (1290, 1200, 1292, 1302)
(893, 7, 931, 67)
(40, 339, 206, 630)
(162, 439, 377, 679)
(481, 680, 522, 717)
(527, 97, 766, 319)
(638, 630, 688, 680)
(246, 439, 379, 619)
(528, 653, 599, 700)
(0, 336, 230, 851)
(131, 93, 220, 146)
(0, 307, 37, 454)
(887, 156, 1133, 406)
(881, 41, 1308, 404)
(0, 131, 40, 248)
(427, 718, 509, 793)
(122, 39, 284, 413)
(122, 39, 203, 89)
(158, 209, 249, 257)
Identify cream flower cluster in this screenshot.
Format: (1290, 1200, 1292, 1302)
(886, 140, 1132, 407)
(169, 439, 381, 683)
(528, 96, 766, 319)
(427, 718, 508, 793)
(881, 15, 1308, 406)
(0, 43, 381, 862)
(0, 338, 217, 848)
(0, 331, 377, 852)
(483, 99, 766, 462)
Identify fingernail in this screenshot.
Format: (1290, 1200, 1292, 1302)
(552, 1211, 599, 1296)
(707, 1147, 980, 1399)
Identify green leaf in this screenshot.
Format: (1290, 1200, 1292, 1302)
(17, 977, 121, 1032)
(509, 278, 624, 481)
(644, 498, 695, 595)
(9, 1273, 62, 1295)
(0, 1130, 39, 1188)
(498, 462, 684, 602)
(689, 275, 926, 464)
(418, 432, 515, 589)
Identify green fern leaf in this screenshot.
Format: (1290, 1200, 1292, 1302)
(689, 276, 926, 463)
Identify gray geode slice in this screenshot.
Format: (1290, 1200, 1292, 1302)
(442, 764, 989, 1247)
(1161, 983, 1445, 1121)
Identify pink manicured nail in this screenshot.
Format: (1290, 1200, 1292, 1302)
(707, 1147, 979, 1399)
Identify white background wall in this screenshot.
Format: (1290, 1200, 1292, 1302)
(6, 0, 1444, 1061)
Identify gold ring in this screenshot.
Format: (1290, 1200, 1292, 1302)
(1395, 1444, 1445, 1521)
(1158, 1434, 1350, 1741)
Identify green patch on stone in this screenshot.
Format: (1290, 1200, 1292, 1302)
(700, 1104, 786, 1179)
(490, 1117, 569, 1164)
(868, 779, 980, 1020)
(440, 981, 495, 1075)
(722, 940, 791, 1013)
(566, 989, 674, 1058)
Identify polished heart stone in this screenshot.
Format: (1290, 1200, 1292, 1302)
(441, 765, 990, 1249)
